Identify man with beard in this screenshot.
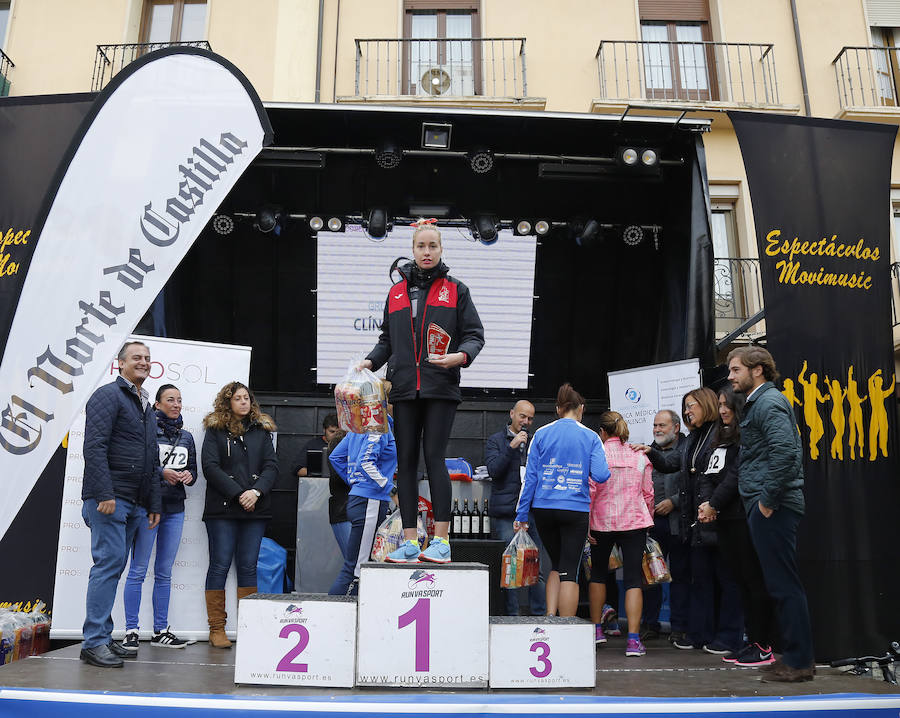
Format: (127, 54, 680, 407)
(727, 346, 814, 682)
(641, 410, 691, 645)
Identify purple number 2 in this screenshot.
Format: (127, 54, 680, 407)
(529, 641, 552, 678)
(276, 623, 310, 673)
(398, 598, 430, 671)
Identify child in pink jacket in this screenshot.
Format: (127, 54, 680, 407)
(589, 411, 654, 656)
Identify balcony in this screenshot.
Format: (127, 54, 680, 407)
(714, 257, 764, 340)
(0, 48, 13, 97)
(832, 46, 900, 121)
(91, 41, 212, 92)
(339, 37, 545, 110)
(592, 40, 797, 116)
(893, 262, 900, 329)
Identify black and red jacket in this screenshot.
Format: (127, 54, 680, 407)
(367, 261, 484, 402)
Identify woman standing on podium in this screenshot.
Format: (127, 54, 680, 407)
(514, 383, 611, 616)
(358, 219, 484, 564)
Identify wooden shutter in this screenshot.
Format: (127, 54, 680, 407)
(639, 0, 710, 22)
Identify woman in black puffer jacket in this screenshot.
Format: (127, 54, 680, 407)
(201, 381, 277, 648)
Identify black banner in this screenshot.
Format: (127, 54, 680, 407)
(731, 111, 900, 661)
(0, 94, 94, 609)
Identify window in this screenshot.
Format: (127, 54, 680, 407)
(140, 0, 207, 44)
(403, 1, 480, 96)
(871, 28, 900, 106)
(711, 205, 748, 321)
(893, 206, 900, 261)
(0, 1, 10, 50)
(639, 0, 715, 101)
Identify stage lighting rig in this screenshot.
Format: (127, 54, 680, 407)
(471, 215, 499, 245)
(375, 140, 402, 169)
(365, 208, 392, 239)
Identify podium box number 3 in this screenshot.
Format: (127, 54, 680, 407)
(234, 594, 357, 687)
(356, 562, 489, 688)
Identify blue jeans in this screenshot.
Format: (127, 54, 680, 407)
(329, 496, 389, 596)
(123, 511, 185, 632)
(81, 497, 146, 649)
(331, 520, 352, 561)
(204, 518, 267, 589)
(493, 515, 547, 616)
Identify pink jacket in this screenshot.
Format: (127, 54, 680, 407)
(589, 437, 654, 532)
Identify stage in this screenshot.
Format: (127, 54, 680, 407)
(1, 637, 899, 717)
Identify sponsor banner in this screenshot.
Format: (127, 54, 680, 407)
(0, 47, 272, 544)
(50, 334, 251, 640)
(730, 111, 900, 660)
(607, 358, 701, 445)
(316, 226, 537, 388)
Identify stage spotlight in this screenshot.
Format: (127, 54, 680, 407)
(212, 214, 234, 236)
(255, 205, 282, 234)
(366, 208, 391, 239)
(514, 220, 533, 236)
(422, 122, 453, 149)
(641, 149, 658, 166)
(375, 140, 402, 169)
(308, 216, 324, 232)
(620, 148, 638, 166)
(471, 215, 499, 245)
(575, 219, 600, 248)
(535, 220, 551, 236)
(623, 224, 644, 246)
(468, 147, 494, 174)
(327, 216, 345, 232)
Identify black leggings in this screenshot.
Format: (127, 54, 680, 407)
(531, 508, 589, 582)
(590, 528, 647, 590)
(393, 398, 457, 528)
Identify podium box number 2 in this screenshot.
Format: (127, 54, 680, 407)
(356, 562, 489, 688)
(234, 593, 357, 687)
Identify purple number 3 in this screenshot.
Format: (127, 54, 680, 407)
(276, 623, 310, 673)
(529, 641, 552, 678)
(398, 598, 430, 672)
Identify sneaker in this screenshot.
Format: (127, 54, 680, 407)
(108, 640, 136, 659)
(595, 624, 607, 645)
(121, 630, 139, 654)
(723, 643, 754, 663)
(625, 638, 646, 657)
(604, 620, 622, 637)
(671, 633, 695, 650)
(150, 627, 193, 648)
(640, 628, 660, 641)
(420, 536, 451, 564)
(703, 641, 733, 655)
(735, 643, 776, 667)
(385, 540, 421, 563)
(600, 604, 616, 625)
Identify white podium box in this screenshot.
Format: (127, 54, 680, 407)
(489, 616, 596, 688)
(234, 593, 357, 687)
(356, 562, 489, 688)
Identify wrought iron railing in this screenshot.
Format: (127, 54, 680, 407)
(833, 46, 900, 109)
(353, 37, 527, 97)
(0, 48, 14, 97)
(596, 40, 780, 105)
(91, 41, 212, 91)
(892, 262, 900, 328)
(714, 257, 763, 325)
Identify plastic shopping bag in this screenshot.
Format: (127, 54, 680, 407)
(608, 544, 623, 571)
(641, 536, 672, 586)
(334, 359, 389, 434)
(370, 509, 427, 562)
(501, 529, 540, 589)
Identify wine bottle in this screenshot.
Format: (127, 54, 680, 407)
(461, 499, 471, 537)
(471, 499, 482, 538)
(482, 498, 491, 539)
(451, 499, 461, 539)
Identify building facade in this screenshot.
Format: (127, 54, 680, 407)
(2, 0, 899, 369)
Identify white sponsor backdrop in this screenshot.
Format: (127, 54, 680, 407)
(316, 226, 536, 388)
(51, 335, 251, 640)
(0, 50, 268, 542)
(607, 358, 701, 445)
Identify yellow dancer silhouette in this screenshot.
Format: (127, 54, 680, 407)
(797, 361, 828, 460)
(867, 369, 896, 461)
(823, 375, 846, 461)
(846, 366, 867, 460)
(782, 378, 801, 410)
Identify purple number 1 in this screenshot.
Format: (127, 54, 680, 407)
(276, 624, 310, 672)
(398, 598, 430, 671)
(529, 641, 552, 678)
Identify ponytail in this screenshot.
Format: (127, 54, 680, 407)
(598, 411, 629, 442)
(556, 382, 585, 415)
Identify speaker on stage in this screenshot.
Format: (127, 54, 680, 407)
(450, 538, 505, 615)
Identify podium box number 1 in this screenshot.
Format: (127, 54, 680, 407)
(356, 562, 489, 688)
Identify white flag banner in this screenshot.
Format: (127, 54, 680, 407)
(607, 358, 701, 445)
(51, 335, 251, 641)
(0, 48, 271, 542)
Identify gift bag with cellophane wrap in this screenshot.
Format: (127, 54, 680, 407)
(641, 536, 671, 586)
(334, 361, 389, 434)
(370, 509, 427, 562)
(501, 529, 540, 589)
